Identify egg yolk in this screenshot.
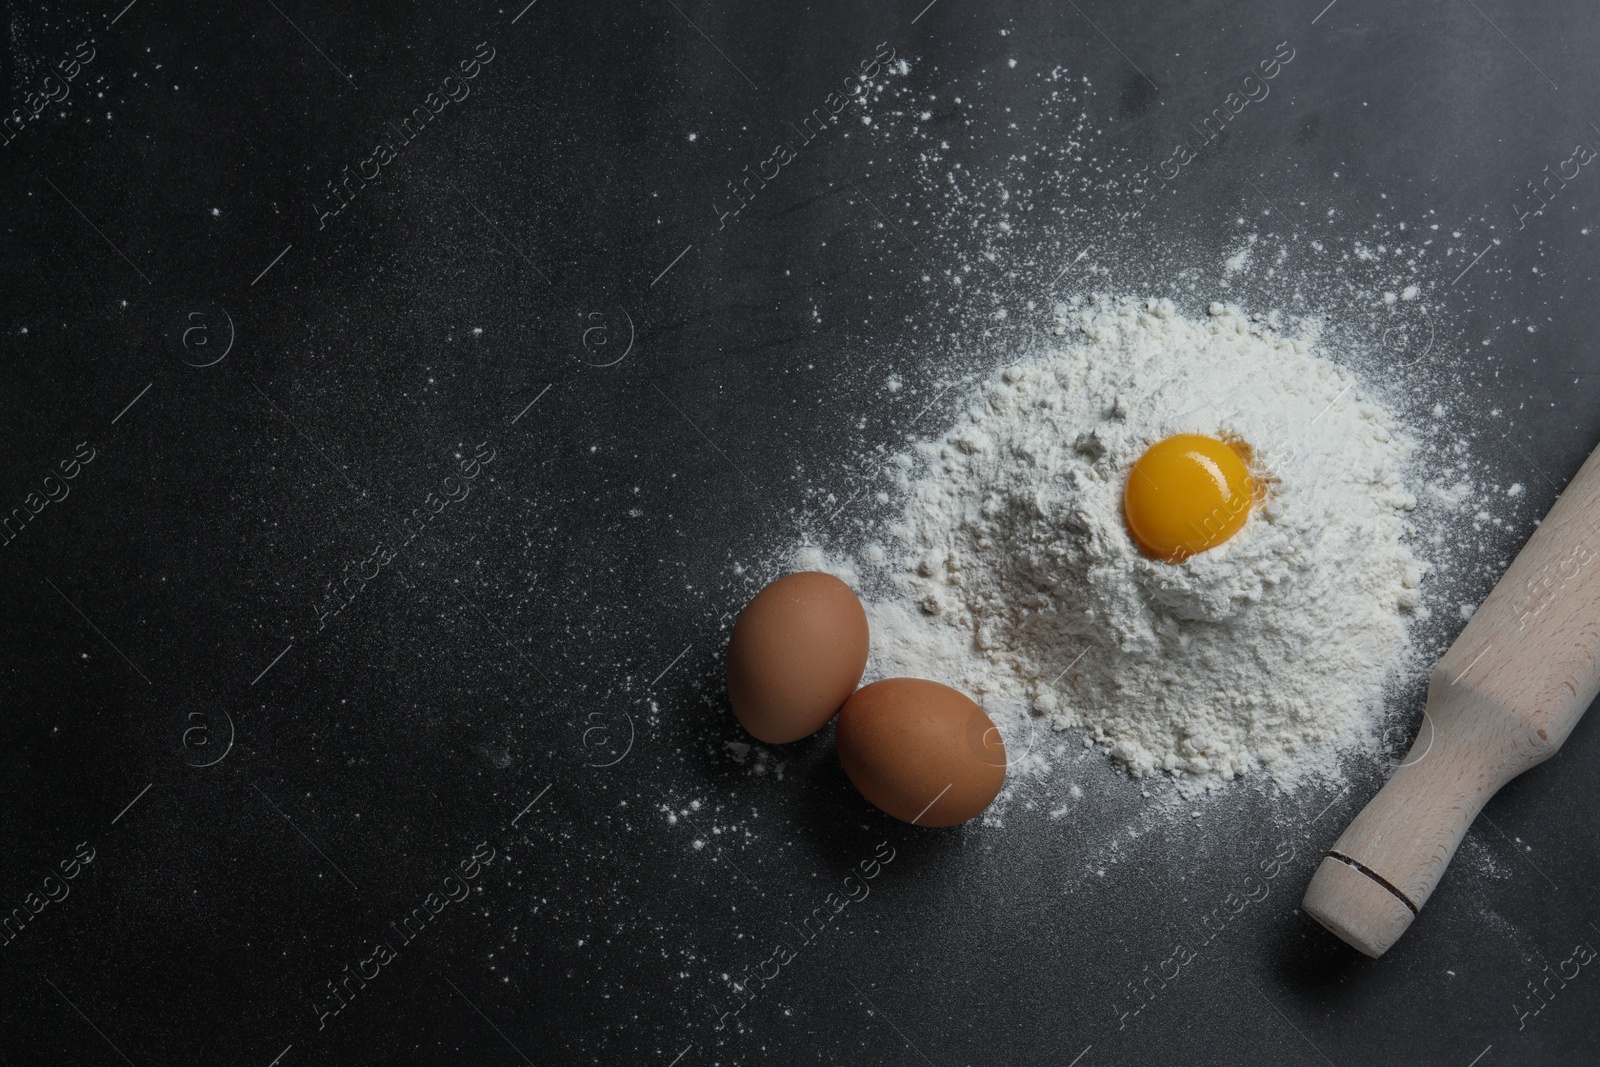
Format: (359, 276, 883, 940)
(1124, 434, 1255, 562)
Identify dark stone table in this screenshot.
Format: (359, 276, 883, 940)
(2, 0, 1596, 1063)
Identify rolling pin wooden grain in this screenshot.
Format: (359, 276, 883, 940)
(1303, 440, 1600, 957)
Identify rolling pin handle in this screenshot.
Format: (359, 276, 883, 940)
(1303, 437, 1600, 956)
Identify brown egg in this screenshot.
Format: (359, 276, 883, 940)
(834, 678, 1006, 827)
(726, 572, 870, 744)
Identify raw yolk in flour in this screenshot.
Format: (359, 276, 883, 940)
(1123, 434, 1255, 562)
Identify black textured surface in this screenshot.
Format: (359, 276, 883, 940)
(2, 1, 1599, 1065)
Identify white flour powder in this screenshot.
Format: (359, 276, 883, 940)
(808, 295, 1435, 795)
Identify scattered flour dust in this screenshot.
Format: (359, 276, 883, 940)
(803, 295, 1443, 797)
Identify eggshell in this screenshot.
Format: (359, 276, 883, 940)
(834, 678, 1006, 826)
(726, 572, 870, 744)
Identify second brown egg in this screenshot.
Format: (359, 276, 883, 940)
(834, 678, 1007, 826)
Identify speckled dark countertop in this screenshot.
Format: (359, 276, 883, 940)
(2, 0, 1599, 1064)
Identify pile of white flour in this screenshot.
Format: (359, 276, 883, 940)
(809, 295, 1433, 794)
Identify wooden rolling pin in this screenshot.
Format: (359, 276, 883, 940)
(1303, 440, 1600, 957)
